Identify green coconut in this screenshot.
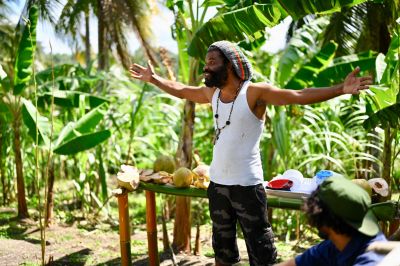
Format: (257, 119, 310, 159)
(352, 179, 373, 197)
(173, 167, 193, 188)
(153, 155, 176, 174)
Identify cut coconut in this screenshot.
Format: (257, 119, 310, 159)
(117, 165, 140, 191)
(368, 178, 389, 197)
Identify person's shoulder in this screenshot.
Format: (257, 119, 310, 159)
(249, 82, 273, 89)
(353, 250, 386, 266)
(248, 82, 275, 96)
(353, 233, 388, 266)
(295, 240, 335, 266)
(199, 86, 217, 102)
(373, 232, 388, 241)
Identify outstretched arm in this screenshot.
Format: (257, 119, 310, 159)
(255, 67, 373, 105)
(129, 61, 212, 104)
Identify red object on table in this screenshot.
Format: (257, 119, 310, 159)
(266, 179, 293, 191)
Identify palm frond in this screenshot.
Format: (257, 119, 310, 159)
(322, 4, 365, 56)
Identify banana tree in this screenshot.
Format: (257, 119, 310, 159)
(187, 0, 370, 60)
(363, 30, 400, 194)
(22, 101, 111, 224)
(254, 12, 378, 178)
(0, 4, 39, 218)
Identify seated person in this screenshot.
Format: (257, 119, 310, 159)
(276, 176, 387, 266)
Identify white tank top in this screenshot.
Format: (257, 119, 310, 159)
(210, 81, 264, 186)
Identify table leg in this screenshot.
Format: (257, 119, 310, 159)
(146, 190, 160, 266)
(118, 193, 132, 266)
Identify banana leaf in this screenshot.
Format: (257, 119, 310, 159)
(176, 27, 189, 84)
(313, 51, 377, 87)
(38, 90, 108, 109)
(35, 64, 76, 85)
(365, 84, 398, 113)
(188, 4, 283, 59)
(53, 130, 111, 155)
(278, 16, 330, 87)
(13, 5, 38, 95)
(285, 41, 338, 89)
(371, 201, 399, 221)
(21, 98, 50, 146)
(363, 34, 399, 130)
(363, 103, 400, 130)
(369, 34, 399, 108)
(238, 33, 266, 51)
(139, 182, 303, 209)
(380, 33, 399, 85)
(277, 0, 369, 20)
(54, 103, 107, 147)
(0, 102, 8, 113)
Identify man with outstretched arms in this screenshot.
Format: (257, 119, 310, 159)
(130, 40, 372, 266)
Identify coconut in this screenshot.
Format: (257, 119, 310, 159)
(173, 167, 193, 188)
(192, 164, 210, 182)
(153, 155, 176, 174)
(194, 177, 210, 189)
(352, 179, 372, 197)
(117, 165, 140, 191)
(368, 178, 389, 197)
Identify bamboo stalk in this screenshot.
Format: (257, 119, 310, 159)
(117, 193, 132, 266)
(146, 191, 159, 266)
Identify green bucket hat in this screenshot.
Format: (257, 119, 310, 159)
(318, 176, 380, 237)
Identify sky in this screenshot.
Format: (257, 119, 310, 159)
(7, 1, 291, 55)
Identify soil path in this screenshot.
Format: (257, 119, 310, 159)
(0, 208, 250, 265)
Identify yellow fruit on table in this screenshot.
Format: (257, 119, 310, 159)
(192, 164, 210, 182)
(173, 167, 193, 188)
(352, 179, 372, 197)
(153, 155, 176, 174)
(194, 177, 210, 189)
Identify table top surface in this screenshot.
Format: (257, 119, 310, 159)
(139, 182, 305, 210)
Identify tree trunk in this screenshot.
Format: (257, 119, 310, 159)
(97, 0, 108, 70)
(172, 57, 199, 253)
(173, 196, 192, 253)
(45, 161, 55, 226)
(175, 101, 195, 168)
(84, 9, 91, 68)
(115, 32, 130, 70)
(13, 117, 29, 218)
(172, 100, 195, 254)
(194, 223, 201, 255)
(162, 203, 170, 252)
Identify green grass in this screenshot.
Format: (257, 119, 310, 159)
(19, 262, 40, 266)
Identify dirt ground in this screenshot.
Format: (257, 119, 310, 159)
(0, 207, 254, 266)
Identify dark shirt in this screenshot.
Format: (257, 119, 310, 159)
(295, 232, 387, 266)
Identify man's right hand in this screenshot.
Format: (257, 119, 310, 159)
(129, 60, 212, 104)
(129, 61, 155, 83)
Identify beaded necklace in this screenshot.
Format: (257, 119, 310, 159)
(213, 82, 243, 145)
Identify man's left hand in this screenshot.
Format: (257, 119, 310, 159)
(343, 67, 373, 94)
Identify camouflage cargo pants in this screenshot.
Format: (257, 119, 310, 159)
(207, 181, 277, 266)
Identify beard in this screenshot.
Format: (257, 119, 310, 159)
(204, 65, 228, 88)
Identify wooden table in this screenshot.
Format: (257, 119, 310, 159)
(116, 182, 305, 266)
